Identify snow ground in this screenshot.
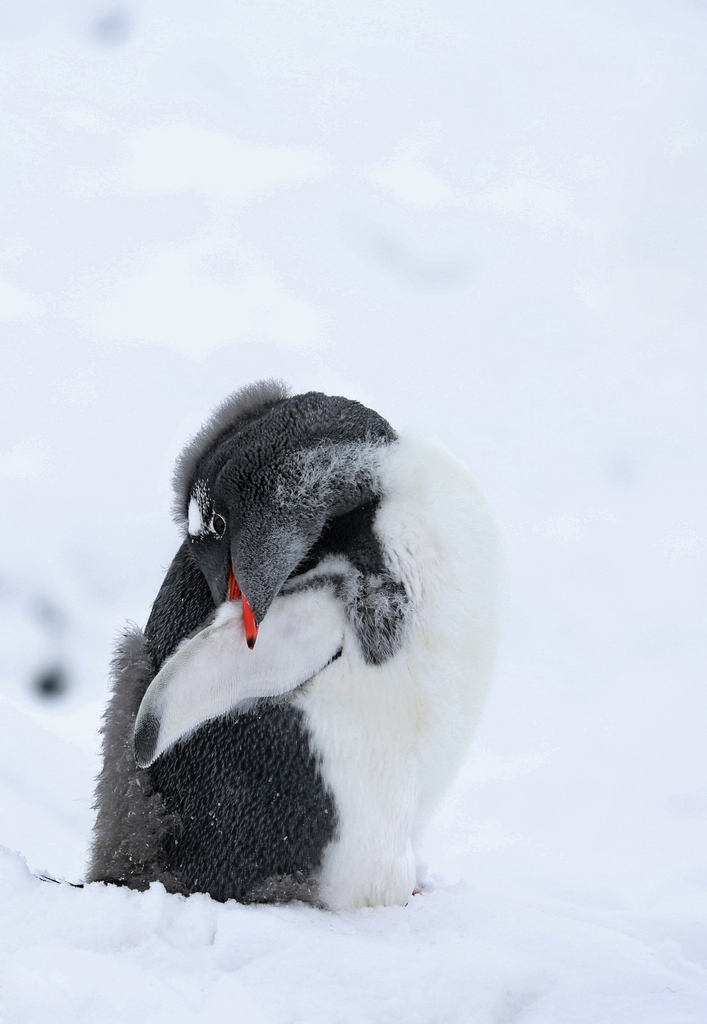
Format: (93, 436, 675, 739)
(0, 0, 706, 1020)
(2, 846, 706, 1024)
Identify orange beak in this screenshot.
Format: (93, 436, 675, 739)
(227, 563, 258, 649)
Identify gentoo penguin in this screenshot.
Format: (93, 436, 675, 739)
(88, 381, 500, 910)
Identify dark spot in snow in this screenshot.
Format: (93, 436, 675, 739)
(33, 597, 66, 631)
(34, 665, 68, 699)
(93, 9, 132, 46)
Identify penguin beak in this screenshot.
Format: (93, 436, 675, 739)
(227, 560, 259, 649)
(228, 523, 316, 642)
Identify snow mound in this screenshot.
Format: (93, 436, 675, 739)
(0, 847, 704, 1024)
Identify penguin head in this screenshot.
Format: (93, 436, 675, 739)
(173, 382, 397, 647)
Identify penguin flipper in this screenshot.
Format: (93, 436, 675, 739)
(145, 540, 216, 669)
(134, 588, 346, 768)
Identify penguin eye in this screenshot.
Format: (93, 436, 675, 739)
(211, 513, 226, 537)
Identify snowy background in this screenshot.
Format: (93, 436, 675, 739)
(0, 0, 706, 1020)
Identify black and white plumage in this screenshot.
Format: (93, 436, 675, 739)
(88, 382, 501, 910)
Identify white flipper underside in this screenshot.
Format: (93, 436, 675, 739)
(134, 589, 346, 768)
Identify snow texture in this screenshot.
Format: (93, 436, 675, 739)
(0, 0, 706, 1019)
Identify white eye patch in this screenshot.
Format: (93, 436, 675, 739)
(187, 496, 204, 536)
(133, 588, 346, 768)
(187, 480, 211, 536)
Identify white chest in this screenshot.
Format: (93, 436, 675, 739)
(296, 641, 422, 910)
(296, 437, 502, 910)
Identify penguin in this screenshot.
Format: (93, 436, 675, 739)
(88, 381, 501, 910)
